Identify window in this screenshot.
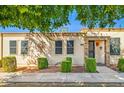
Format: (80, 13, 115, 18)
(10, 40, 17, 54)
(21, 40, 28, 54)
(110, 38, 120, 55)
(67, 40, 74, 54)
(55, 40, 62, 54)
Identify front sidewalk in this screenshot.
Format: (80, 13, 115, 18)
(1, 72, 124, 86)
(1, 72, 124, 83)
(0, 66, 124, 87)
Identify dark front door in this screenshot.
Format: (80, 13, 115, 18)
(88, 40, 95, 58)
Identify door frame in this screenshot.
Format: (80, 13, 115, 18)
(84, 36, 110, 66)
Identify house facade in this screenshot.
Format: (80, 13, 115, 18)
(0, 28, 124, 66)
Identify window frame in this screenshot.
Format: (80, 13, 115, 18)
(9, 40, 17, 55)
(21, 40, 29, 55)
(55, 40, 62, 54)
(110, 38, 120, 55)
(67, 40, 74, 54)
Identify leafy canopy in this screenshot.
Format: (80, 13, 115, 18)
(0, 5, 124, 32)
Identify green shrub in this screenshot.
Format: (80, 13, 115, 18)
(118, 58, 124, 72)
(66, 57, 72, 62)
(0, 59, 2, 68)
(85, 58, 96, 72)
(61, 60, 72, 72)
(120, 65, 124, 72)
(2, 56, 17, 72)
(38, 57, 48, 69)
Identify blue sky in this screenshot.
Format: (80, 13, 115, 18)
(0, 11, 124, 32)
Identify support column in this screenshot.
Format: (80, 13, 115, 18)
(84, 37, 88, 59)
(105, 38, 110, 66)
(1, 33, 3, 59)
(0, 33, 3, 59)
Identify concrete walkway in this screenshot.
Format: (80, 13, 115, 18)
(97, 66, 117, 73)
(0, 72, 124, 83)
(0, 66, 124, 86)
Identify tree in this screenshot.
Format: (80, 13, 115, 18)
(0, 5, 73, 32)
(1, 5, 123, 66)
(0, 5, 124, 32)
(75, 5, 124, 28)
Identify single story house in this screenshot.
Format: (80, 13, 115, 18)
(0, 28, 124, 66)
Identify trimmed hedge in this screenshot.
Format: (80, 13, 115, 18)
(85, 58, 96, 73)
(66, 57, 72, 63)
(61, 60, 72, 72)
(118, 58, 124, 72)
(38, 57, 48, 69)
(0, 60, 2, 68)
(2, 56, 17, 72)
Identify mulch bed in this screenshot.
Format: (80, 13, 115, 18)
(0, 66, 85, 73)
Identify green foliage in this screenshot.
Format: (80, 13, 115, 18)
(38, 57, 48, 69)
(0, 5, 124, 32)
(66, 57, 72, 62)
(0, 60, 2, 68)
(2, 56, 17, 72)
(118, 58, 124, 72)
(85, 58, 96, 73)
(61, 60, 72, 73)
(0, 5, 73, 32)
(75, 5, 124, 28)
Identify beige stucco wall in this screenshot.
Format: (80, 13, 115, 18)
(2, 33, 84, 66)
(28, 35, 85, 66)
(45, 36, 84, 66)
(84, 30, 124, 64)
(2, 29, 124, 66)
(2, 33, 29, 66)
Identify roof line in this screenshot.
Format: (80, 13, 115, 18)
(81, 28, 124, 32)
(0, 32, 85, 34)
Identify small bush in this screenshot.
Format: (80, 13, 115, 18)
(120, 65, 124, 72)
(61, 60, 72, 72)
(0, 60, 2, 68)
(2, 56, 17, 72)
(66, 57, 72, 62)
(85, 58, 96, 72)
(38, 57, 48, 69)
(118, 58, 124, 72)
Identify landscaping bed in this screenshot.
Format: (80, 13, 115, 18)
(108, 58, 124, 73)
(108, 64, 118, 71)
(107, 64, 124, 73)
(0, 66, 85, 73)
(0, 56, 97, 73)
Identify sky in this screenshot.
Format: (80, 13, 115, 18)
(0, 11, 124, 33)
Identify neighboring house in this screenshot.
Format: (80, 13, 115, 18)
(0, 28, 124, 66)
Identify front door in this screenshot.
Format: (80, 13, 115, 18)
(88, 41, 95, 58)
(95, 40, 105, 65)
(88, 40, 105, 65)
